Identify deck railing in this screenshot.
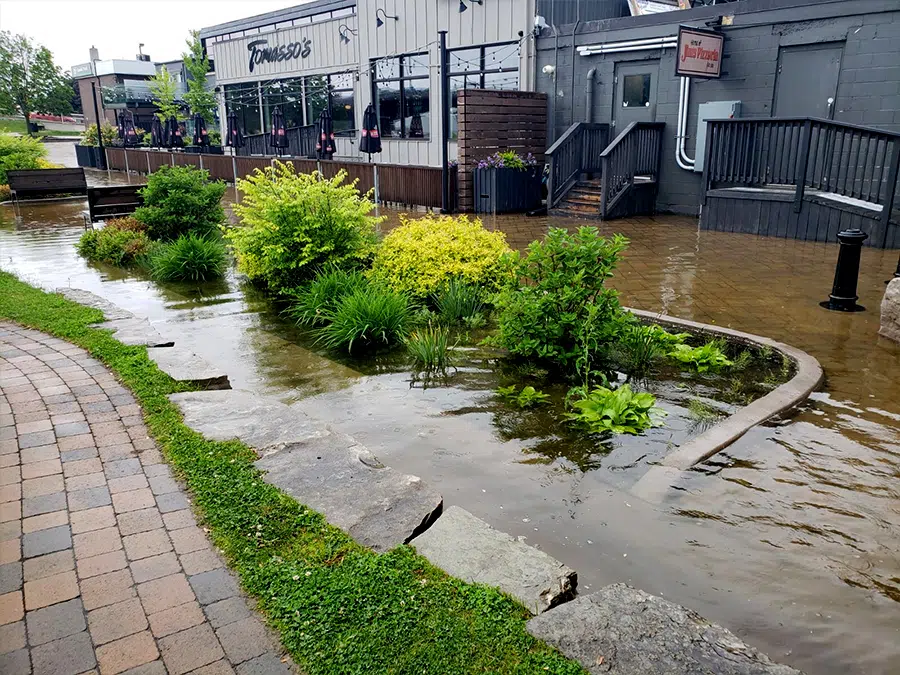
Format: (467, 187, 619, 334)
(546, 122, 610, 208)
(235, 125, 318, 158)
(599, 122, 665, 219)
(702, 117, 900, 242)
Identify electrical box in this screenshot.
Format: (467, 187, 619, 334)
(694, 101, 741, 173)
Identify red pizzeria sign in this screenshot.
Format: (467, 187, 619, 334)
(675, 26, 724, 78)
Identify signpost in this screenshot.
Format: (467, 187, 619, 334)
(675, 26, 724, 79)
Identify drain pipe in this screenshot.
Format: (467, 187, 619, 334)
(675, 76, 695, 170)
(585, 68, 597, 123)
(569, 19, 581, 127)
(551, 23, 560, 142)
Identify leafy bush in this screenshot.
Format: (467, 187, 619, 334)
(227, 163, 380, 294)
(0, 133, 46, 184)
(317, 285, 413, 353)
(493, 227, 629, 371)
(613, 323, 689, 375)
(134, 165, 226, 241)
(0, 184, 10, 202)
(669, 339, 733, 373)
(76, 226, 153, 266)
(287, 267, 368, 327)
(105, 216, 146, 232)
(149, 233, 227, 282)
(370, 214, 511, 299)
(566, 383, 664, 435)
(406, 326, 454, 372)
(476, 151, 537, 170)
(496, 385, 550, 409)
(433, 278, 486, 326)
(81, 122, 118, 147)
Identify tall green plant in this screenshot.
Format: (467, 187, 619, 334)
(0, 32, 73, 133)
(317, 285, 412, 353)
(287, 267, 368, 327)
(81, 122, 118, 147)
(0, 133, 46, 183)
(134, 165, 226, 241)
(148, 233, 227, 282)
(182, 31, 216, 124)
(148, 67, 180, 121)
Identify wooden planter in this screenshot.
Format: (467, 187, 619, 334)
(74, 144, 104, 168)
(473, 166, 542, 213)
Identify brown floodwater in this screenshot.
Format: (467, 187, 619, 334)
(1, 169, 898, 675)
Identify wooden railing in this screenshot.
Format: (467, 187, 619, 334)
(599, 122, 665, 219)
(235, 125, 318, 158)
(546, 122, 610, 208)
(702, 117, 900, 243)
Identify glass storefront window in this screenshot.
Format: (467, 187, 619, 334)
(447, 41, 520, 139)
(304, 75, 328, 126)
(375, 80, 401, 137)
(225, 82, 261, 136)
(371, 52, 429, 140)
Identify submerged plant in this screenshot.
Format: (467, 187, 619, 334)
(669, 339, 733, 373)
(731, 349, 753, 371)
(287, 267, 368, 327)
(566, 383, 664, 436)
(317, 285, 412, 353)
(613, 323, 689, 375)
(406, 325, 454, 372)
(687, 398, 724, 433)
(148, 233, 227, 282)
(433, 278, 486, 326)
(496, 385, 551, 409)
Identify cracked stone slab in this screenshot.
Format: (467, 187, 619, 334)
(168, 390, 327, 451)
(409, 506, 576, 614)
(56, 288, 135, 321)
(148, 347, 231, 390)
(255, 434, 443, 553)
(527, 584, 802, 675)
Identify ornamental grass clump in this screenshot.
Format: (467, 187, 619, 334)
(227, 163, 381, 294)
(370, 214, 511, 299)
(433, 278, 486, 326)
(134, 165, 226, 241)
(148, 233, 228, 282)
(287, 267, 368, 327)
(405, 325, 454, 372)
(317, 284, 413, 353)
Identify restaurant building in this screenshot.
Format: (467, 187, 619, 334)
(199, 0, 538, 166)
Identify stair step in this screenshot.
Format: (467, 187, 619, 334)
(561, 199, 601, 209)
(565, 193, 602, 202)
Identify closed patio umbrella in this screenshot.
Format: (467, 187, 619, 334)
(123, 112, 139, 147)
(150, 116, 164, 148)
(225, 112, 244, 149)
(116, 111, 126, 141)
(269, 106, 289, 155)
(359, 103, 382, 159)
(193, 113, 210, 148)
(167, 116, 184, 149)
(409, 111, 424, 139)
(316, 108, 335, 160)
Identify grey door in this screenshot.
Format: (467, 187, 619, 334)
(613, 61, 659, 130)
(774, 43, 843, 119)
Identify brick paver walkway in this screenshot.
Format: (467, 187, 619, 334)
(0, 323, 295, 675)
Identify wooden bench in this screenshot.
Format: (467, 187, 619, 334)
(84, 185, 146, 227)
(7, 168, 87, 200)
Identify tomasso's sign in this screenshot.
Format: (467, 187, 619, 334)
(675, 26, 723, 78)
(247, 38, 312, 73)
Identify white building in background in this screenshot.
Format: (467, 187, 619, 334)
(199, 0, 537, 166)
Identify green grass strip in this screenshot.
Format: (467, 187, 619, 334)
(0, 271, 585, 675)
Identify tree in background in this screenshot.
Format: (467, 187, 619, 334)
(148, 67, 180, 121)
(0, 31, 73, 133)
(182, 31, 216, 125)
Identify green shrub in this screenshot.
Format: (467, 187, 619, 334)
(134, 165, 226, 241)
(496, 385, 550, 409)
(433, 278, 486, 325)
(76, 226, 153, 266)
(406, 325, 454, 372)
(0, 133, 46, 184)
(493, 227, 629, 371)
(669, 339, 733, 373)
(566, 383, 664, 435)
(317, 285, 413, 353)
(148, 233, 227, 282)
(287, 267, 368, 327)
(81, 122, 118, 147)
(613, 323, 689, 375)
(0, 184, 10, 202)
(227, 163, 380, 294)
(370, 214, 511, 298)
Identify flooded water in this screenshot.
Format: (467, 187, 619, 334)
(1, 174, 898, 674)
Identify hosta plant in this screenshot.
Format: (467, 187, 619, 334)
(496, 385, 551, 409)
(669, 339, 733, 373)
(566, 383, 664, 436)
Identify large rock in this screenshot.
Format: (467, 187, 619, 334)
(256, 436, 443, 553)
(527, 584, 802, 675)
(409, 506, 576, 614)
(56, 288, 135, 320)
(148, 347, 230, 390)
(880, 278, 900, 344)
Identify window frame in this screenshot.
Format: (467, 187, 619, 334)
(447, 40, 520, 89)
(371, 51, 430, 140)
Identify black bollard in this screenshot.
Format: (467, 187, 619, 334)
(821, 228, 868, 312)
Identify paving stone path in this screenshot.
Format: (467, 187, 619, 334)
(0, 323, 297, 675)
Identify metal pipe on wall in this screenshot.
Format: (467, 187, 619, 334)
(569, 19, 581, 127)
(675, 77, 695, 170)
(585, 68, 596, 123)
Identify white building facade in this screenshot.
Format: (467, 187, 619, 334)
(200, 0, 536, 166)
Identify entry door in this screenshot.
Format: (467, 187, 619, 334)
(774, 43, 843, 119)
(614, 61, 659, 130)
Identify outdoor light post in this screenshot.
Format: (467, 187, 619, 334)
(90, 82, 107, 171)
(439, 30, 450, 213)
(821, 228, 869, 312)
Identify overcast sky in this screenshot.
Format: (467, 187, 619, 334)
(0, 0, 302, 71)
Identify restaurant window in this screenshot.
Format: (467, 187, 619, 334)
(372, 52, 430, 139)
(448, 41, 519, 139)
(303, 72, 355, 136)
(224, 82, 262, 136)
(262, 78, 303, 131)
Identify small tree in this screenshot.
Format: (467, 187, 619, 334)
(0, 31, 73, 132)
(148, 67, 180, 121)
(182, 31, 216, 125)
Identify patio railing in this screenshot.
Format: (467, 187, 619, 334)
(599, 122, 665, 219)
(546, 122, 610, 208)
(235, 125, 318, 158)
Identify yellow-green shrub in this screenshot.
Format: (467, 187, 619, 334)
(370, 214, 511, 298)
(0, 184, 10, 202)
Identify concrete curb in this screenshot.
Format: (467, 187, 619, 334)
(626, 307, 824, 503)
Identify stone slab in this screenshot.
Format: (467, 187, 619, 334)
(409, 506, 576, 614)
(527, 583, 802, 675)
(95, 318, 174, 348)
(56, 289, 134, 321)
(879, 277, 900, 343)
(255, 434, 443, 553)
(168, 390, 326, 452)
(148, 348, 230, 390)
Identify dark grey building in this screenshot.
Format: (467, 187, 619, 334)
(536, 0, 900, 218)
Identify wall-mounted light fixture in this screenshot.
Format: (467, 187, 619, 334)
(338, 24, 358, 44)
(376, 8, 398, 28)
(459, 0, 483, 13)
(541, 64, 556, 79)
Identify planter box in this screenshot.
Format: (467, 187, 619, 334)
(473, 166, 542, 213)
(74, 144, 104, 169)
(183, 145, 224, 155)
